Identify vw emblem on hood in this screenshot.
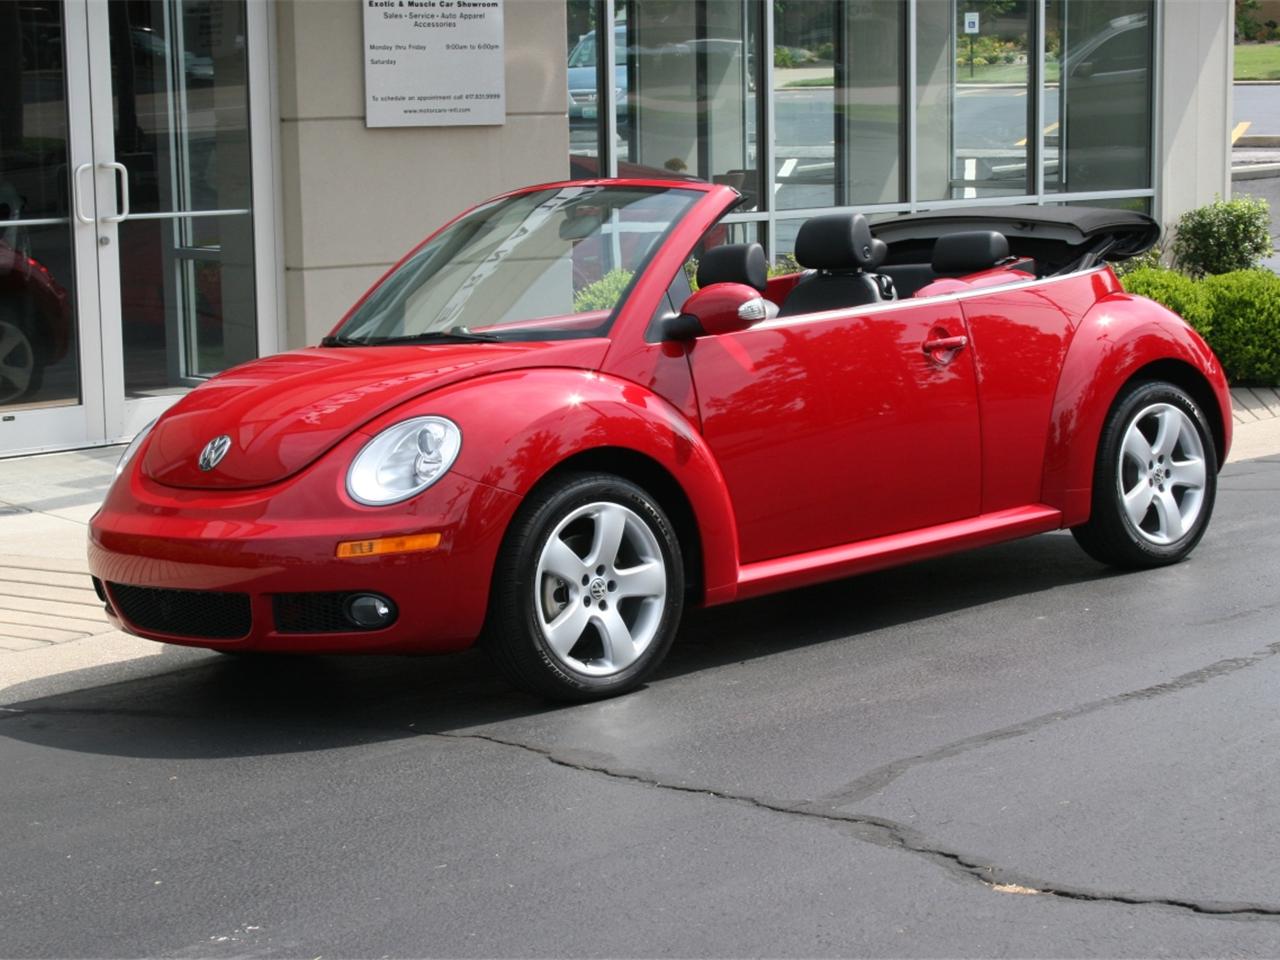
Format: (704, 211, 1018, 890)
(198, 435, 232, 472)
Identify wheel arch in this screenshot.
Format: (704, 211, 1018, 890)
(416, 368, 742, 605)
(1123, 358, 1227, 469)
(520, 446, 707, 603)
(1041, 293, 1232, 527)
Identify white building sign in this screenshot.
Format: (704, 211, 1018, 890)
(363, 0, 505, 127)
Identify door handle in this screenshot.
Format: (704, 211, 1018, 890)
(923, 334, 968, 354)
(72, 163, 95, 224)
(100, 162, 130, 223)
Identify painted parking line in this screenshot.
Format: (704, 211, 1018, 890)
(1232, 120, 1253, 143)
(775, 157, 798, 195)
(1015, 120, 1058, 147)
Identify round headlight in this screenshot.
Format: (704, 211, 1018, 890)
(347, 416, 461, 506)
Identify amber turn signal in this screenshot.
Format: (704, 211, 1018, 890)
(335, 532, 442, 559)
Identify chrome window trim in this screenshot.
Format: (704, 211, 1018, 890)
(750, 265, 1112, 334)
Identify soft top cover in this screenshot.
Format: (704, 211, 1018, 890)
(872, 205, 1160, 261)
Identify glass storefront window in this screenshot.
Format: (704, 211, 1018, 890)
(618, 0, 761, 210)
(568, 0, 1157, 256)
(1045, 0, 1153, 193)
(774, 0, 904, 211)
(917, 0, 1034, 201)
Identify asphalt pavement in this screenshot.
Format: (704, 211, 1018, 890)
(1236, 82, 1280, 135)
(1232, 175, 1280, 272)
(4, 447, 1280, 956)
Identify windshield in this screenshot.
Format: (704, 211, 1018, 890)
(568, 33, 595, 67)
(332, 185, 700, 345)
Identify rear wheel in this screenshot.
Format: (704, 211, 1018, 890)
(485, 472, 684, 701)
(1071, 381, 1217, 568)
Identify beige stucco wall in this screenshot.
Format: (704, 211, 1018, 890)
(1159, 0, 1232, 230)
(276, 0, 569, 347)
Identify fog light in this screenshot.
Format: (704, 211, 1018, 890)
(345, 593, 397, 629)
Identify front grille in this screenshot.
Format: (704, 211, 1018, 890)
(107, 583, 252, 640)
(272, 592, 397, 633)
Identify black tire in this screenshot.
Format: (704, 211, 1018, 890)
(1071, 380, 1218, 568)
(484, 472, 685, 701)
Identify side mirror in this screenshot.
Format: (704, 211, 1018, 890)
(664, 282, 769, 340)
(1075, 60, 1095, 79)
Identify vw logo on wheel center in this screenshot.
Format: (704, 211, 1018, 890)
(197, 435, 232, 472)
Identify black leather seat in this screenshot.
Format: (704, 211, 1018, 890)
(696, 242, 769, 292)
(931, 230, 1011, 276)
(778, 213, 890, 317)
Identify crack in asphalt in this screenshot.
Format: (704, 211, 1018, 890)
(815, 640, 1280, 809)
(437, 728, 1280, 921)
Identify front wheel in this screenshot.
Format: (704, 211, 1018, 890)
(484, 472, 685, 701)
(1071, 380, 1218, 568)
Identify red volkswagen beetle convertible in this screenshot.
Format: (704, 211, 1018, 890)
(89, 179, 1230, 700)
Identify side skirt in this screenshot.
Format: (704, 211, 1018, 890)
(730, 505, 1063, 602)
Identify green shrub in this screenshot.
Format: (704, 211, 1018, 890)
(774, 46, 795, 68)
(1201, 269, 1280, 384)
(1121, 268, 1213, 335)
(573, 268, 633, 313)
(768, 253, 801, 277)
(1171, 196, 1274, 277)
(1112, 245, 1164, 279)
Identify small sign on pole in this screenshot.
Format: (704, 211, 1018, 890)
(963, 12, 980, 34)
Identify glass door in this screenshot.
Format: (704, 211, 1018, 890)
(90, 0, 261, 440)
(0, 0, 106, 453)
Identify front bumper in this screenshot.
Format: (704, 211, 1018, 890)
(87, 450, 521, 654)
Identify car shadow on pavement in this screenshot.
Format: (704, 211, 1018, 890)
(0, 531, 1119, 762)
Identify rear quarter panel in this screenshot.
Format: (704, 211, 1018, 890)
(959, 269, 1118, 513)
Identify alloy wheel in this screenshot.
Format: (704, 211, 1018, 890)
(1117, 402, 1207, 545)
(534, 500, 668, 677)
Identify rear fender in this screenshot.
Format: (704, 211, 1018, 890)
(361, 368, 741, 604)
(1041, 293, 1231, 527)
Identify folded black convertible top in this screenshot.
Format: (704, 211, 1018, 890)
(872, 205, 1160, 261)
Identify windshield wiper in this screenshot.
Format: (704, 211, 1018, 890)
(321, 328, 505, 347)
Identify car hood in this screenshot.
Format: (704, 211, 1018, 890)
(141, 339, 608, 490)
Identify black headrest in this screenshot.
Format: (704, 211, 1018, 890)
(794, 213, 882, 271)
(697, 242, 768, 293)
(931, 231, 1011, 275)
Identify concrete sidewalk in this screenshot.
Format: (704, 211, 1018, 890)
(3, 394, 1280, 698)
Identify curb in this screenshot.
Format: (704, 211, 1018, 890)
(1231, 163, 1280, 180)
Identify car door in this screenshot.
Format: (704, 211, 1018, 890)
(687, 296, 983, 565)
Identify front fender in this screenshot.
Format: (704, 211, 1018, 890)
(359, 368, 742, 604)
(1041, 293, 1231, 527)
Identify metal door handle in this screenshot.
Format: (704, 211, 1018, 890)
(72, 163, 94, 224)
(100, 162, 130, 223)
(923, 335, 968, 353)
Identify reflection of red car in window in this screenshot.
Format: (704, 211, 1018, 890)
(91, 179, 1230, 702)
(0, 238, 71, 404)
